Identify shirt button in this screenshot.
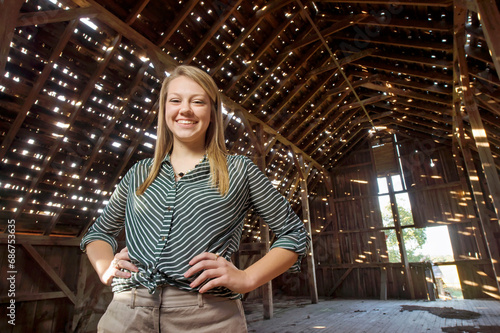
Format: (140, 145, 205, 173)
(161, 236, 166, 241)
(167, 206, 171, 211)
(152, 268, 158, 274)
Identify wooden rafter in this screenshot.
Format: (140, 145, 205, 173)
(45, 56, 152, 234)
(240, 26, 317, 105)
(16, 7, 99, 27)
(285, 13, 369, 52)
(208, 0, 275, 74)
(315, 0, 453, 6)
(187, 0, 242, 65)
(79, 100, 160, 236)
(157, 0, 199, 47)
(125, 0, 151, 25)
(475, 0, 500, 76)
(0, 20, 78, 163)
(11, 34, 122, 229)
(0, 0, 24, 76)
(278, 70, 338, 131)
(454, 3, 500, 222)
(224, 9, 301, 94)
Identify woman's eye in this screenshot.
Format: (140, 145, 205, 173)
(193, 100, 206, 105)
(169, 99, 180, 103)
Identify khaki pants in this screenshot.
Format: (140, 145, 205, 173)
(98, 286, 248, 333)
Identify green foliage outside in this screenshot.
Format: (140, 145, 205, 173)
(381, 202, 427, 263)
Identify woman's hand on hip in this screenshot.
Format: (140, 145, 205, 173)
(101, 247, 139, 286)
(184, 252, 255, 294)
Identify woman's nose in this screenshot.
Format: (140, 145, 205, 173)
(179, 103, 192, 114)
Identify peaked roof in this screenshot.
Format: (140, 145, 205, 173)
(0, 0, 499, 237)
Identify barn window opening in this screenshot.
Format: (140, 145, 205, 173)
(373, 133, 463, 299)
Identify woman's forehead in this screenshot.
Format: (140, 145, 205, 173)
(167, 76, 207, 95)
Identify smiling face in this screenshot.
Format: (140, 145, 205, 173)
(164, 75, 213, 149)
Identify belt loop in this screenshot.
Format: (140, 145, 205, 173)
(130, 287, 137, 309)
(197, 292, 204, 308)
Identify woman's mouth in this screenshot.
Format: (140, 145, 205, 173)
(176, 119, 197, 124)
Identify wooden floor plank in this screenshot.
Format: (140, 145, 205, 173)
(245, 298, 500, 333)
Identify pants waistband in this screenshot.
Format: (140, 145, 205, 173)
(113, 286, 229, 309)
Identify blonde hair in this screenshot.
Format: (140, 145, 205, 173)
(136, 65, 229, 196)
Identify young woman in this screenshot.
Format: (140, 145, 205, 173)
(81, 65, 309, 332)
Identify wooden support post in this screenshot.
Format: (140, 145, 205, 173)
(451, 140, 489, 260)
(453, 2, 500, 296)
(453, 109, 500, 295)
(71, 255, 89, 331)
(293, 151, 319, 304)
(251, 123, 273, 319)
(380, 266, 388, 300)
(454, 1, 500, 223)
(424, 263, 437, 301)
(386, 175, 416, 299)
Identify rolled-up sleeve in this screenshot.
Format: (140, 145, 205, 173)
(80, 166, 133, 253)
(245, 157, 310, 272)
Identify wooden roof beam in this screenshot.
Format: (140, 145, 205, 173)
(325, 130, 371, 169)
(364, 73, 452, 96)
(334, 34, 453, 53)
(307, 108, 362, 156)
(0, 0, 24, 77)
(319, 126, 367, 166)
(314, 0, 453, 7)
(43, 34, 122, 235)
(16, 7, 99, 27)
(208, 0, 290, 74)
(125, 0, 151, 25)
(308, 96, 390, 156)
(0, 19, 78, 163)
(374, 100, 452, 124)
(276, 66, 338, 130)
(361, 82, 452, 106)
(455, 15, 500, 221)
(394, 98, 453, 116)
(250, 42, 323, 117)
(47, 58, 151, 235)
(285, 74, 359, 140)
(186, 0, 242, 65)
(223, 96, 324, 171)
(239, 25, 315, 105)
(71, 0, 178, 71)
(476, 92, 500, 117)
(283, 13, 369, 52)
(354, 59, 454, 83)
(475, 0, 500, 76)
(224, 9, 301, 94)
(383, 121, 452, 140)
(306, 48, 377, 78)
(157, 0, 199, 47)
(357, 15, 452, 32)
(79, 101, 160, 237)
(294, 89, 353, 144)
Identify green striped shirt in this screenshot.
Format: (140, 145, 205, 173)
(81, 154, 309, 299)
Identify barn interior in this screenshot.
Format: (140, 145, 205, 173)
(0, 0, 500, 332)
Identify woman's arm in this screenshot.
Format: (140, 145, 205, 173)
(86, 241, 138, 285)
(185, 247, 298, 294)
